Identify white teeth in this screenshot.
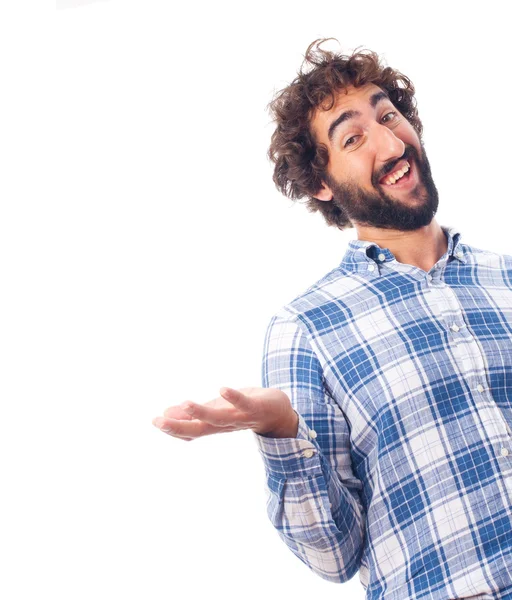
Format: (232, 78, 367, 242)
(384, 161, 410, 185)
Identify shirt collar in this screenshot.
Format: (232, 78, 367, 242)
(339, 225, 465, 273)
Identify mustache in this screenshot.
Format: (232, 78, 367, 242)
(377, 148, 417, 181)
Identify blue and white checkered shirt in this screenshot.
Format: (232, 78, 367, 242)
(253, 225, 512, 600)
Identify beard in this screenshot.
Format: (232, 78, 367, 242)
(326, 143, 439, 231)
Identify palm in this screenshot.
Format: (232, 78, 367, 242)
(153, 386, 293, 440)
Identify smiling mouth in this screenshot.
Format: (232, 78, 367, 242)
(379, 158, 417, 189)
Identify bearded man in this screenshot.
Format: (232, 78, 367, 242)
(153, 39, 512, 600)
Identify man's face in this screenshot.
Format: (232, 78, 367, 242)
(309, 83, 439, 231)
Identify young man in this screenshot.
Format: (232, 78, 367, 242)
(153, 39, 512, 599)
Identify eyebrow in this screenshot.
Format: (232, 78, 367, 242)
(327, 91, 391, 143)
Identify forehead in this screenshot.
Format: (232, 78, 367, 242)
(310, 83, 387, 144)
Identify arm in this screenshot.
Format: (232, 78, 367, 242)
(252, 312, 365, 583)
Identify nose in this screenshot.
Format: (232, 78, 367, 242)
(373, 122, 406, 167)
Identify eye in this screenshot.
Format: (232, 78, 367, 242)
(344, 135, 360, 148)
(343, 111, 398, 148)
(381, 111, 397, 123)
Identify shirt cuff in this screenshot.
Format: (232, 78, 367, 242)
(251, 411, 323, 477)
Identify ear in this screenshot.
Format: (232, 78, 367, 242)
(313, 181, 334, 202)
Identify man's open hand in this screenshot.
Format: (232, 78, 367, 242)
(152, 386, 298, 441)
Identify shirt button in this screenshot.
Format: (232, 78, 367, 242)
(378, 253, 386, 261)
(501, 447, 509, 457)
(368, 264, 375, 272)
(451, 324, 460, 332)
(302, 449, 315, 458)
(456, 251, 464, 258)
(309, 429, 317, 439)
(476, 384, 485, 392)
(427, 274, 433, 282)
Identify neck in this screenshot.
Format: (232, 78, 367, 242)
(354, 219, 448, 273)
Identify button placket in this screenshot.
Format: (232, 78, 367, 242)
(497, 412, 512, 439)
(449, 322, 465, 343)
(431, 277, 511, 460)
(425, 280, 468, 341)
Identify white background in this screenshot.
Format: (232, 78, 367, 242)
(2, 1, 511, 598)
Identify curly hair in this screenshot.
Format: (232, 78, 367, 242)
(267, 38, 424, 230)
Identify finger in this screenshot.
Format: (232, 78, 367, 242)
(163, 404, 195, 420)
(152, 415, 230, 439)
(180, 403, 236, 428)
(218, 387, 256, 415)
(154, 422, 194, 441)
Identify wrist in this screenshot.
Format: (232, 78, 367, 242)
(255, 410, 299, 438)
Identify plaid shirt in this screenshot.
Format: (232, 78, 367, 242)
(253, 226, 512, 600)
